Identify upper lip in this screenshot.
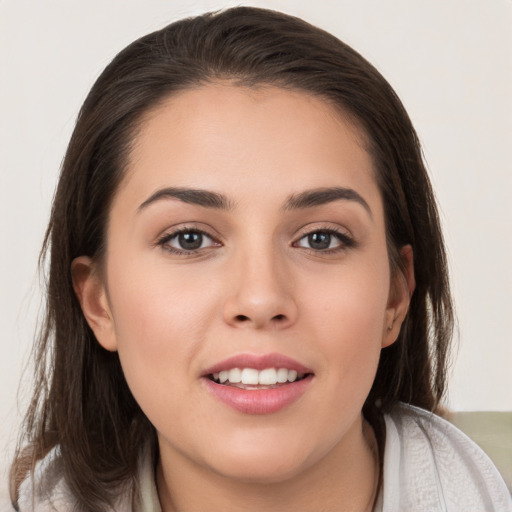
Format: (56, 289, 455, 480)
(202, 353, 313, 376)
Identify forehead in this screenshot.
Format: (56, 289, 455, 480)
(116, 84, 380, 213)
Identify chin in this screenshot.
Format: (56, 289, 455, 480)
(214, 455, 312, 485)
(202, 435, 320, 485)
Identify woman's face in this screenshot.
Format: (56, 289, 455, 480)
(76, 84, 411, 483)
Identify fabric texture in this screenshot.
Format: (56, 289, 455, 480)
(375, 403, 512, 512)
(14, 403, 512, 511)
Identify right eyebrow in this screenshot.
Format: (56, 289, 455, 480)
(137, 187, 234, 212)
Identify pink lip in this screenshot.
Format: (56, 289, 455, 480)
(202, 376, 313, 415)
(202, 352, 312, 375)
(201, 353, 314, 415)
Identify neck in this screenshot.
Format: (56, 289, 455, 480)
(156, 415, 379, 512)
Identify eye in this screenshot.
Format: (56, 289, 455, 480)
(158, 229, 219, 253)
(295, 229, 353, 251)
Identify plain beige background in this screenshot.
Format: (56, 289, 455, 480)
(1, 0, 511, 500)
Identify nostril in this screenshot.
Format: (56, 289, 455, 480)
(231, 313, 289, 326)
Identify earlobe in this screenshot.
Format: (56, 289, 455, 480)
(71, 256, 118, 352)
(382, 245, 416, 348)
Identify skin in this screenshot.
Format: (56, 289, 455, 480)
(73, 84, 414, 512)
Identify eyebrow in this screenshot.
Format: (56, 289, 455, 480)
(283, 187, 372, 217)
(138, 187, 233, 212)
(138, 185, 372, 217)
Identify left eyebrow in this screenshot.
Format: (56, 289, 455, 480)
(138, 187, 233, 212)
(283, 187, 373, 218)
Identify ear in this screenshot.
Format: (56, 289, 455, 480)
(71, 256, 118, 352)
(382, 245, 416, 348)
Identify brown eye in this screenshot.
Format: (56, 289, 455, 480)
(160, 229, 217, 252)
(295, 229, 354, 252)
(176, 232, 204, 250)
(307, 232, 332, 250)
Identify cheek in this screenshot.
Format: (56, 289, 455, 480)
(104, 258, 216, 410)
(108, 252, 217, 338)
(300, 258, 390, 387)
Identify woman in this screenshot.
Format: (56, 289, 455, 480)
(10, 6, 511, 512)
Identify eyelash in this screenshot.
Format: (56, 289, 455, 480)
(156, 227, 219, 256)
(293, 228, 355, 254)
(156, 227, 355, 256)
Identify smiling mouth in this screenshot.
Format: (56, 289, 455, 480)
(207, 367, 312, 390)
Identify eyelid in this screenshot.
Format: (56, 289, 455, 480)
(292, 224, 356, 252)
(156, 224, 223, 255)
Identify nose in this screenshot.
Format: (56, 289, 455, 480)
(222, 248, 298, 330)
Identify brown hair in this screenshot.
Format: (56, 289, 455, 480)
(11, 6, 453, 511)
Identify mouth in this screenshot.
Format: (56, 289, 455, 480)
(207, 367, 311, 390)
(201, 353, 314, 414)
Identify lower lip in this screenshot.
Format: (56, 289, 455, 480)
(202, 375, 313, 415)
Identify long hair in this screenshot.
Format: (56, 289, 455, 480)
(11, 7, 453, 511)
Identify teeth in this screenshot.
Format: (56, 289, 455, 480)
(259, 368, 277, 385)
(212, 367, 305, 386)
(241, 368, 259, 385)
(228, 368, 242, 383)
(276, 368, 288, 383)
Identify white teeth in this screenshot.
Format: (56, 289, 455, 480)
(241, 368, 259, 385)
(276, 368, 288, 383)
(258, 368, 277, 385)
(213, 367, 305, 385)
(228, 368, 242, 383)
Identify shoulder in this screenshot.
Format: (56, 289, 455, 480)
(380, 403, 512, 512)
(15, 446, 139, 512)
(16, 446, 75, 512)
